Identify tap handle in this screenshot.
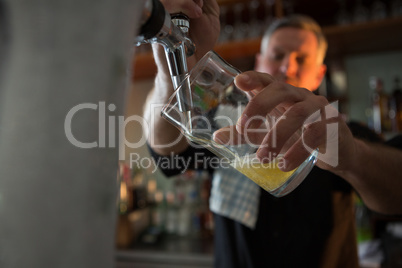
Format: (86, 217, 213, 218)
(171, 13, 196, 57)
(136, 0, 167, 44)
(171, 13, 190, 34)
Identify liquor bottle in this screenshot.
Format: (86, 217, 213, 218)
(355, 195, 373, 243)
(370, 77, 390, 134)
(389, 77, 402, 132)
(116, 163, 134, 248)
(118, 163, 133, 214)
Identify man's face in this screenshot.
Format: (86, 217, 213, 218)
(255, 27, 326, 91)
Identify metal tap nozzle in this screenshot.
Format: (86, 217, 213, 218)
(136, 0, 195, 130)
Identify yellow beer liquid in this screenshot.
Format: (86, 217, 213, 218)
(231, 156, 296, 192)
(185, 134, 296, 191)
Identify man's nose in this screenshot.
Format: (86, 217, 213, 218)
(279, 64, 288, 75)
(280, 55, 297, 76)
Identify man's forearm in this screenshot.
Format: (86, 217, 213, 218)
(143, 45, 190, 156)
(336, 138, 402, 214)
(143, 88, 189, 156)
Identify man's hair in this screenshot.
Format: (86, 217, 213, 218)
(260, 15, 328, 64)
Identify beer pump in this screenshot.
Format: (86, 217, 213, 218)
(136, 0, 195, 126)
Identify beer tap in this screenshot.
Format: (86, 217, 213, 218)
(136, 0, 195, 128)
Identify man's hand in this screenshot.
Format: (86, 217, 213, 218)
(145, 0, 220, 156)
(233, 70, 402, 214)
(234, 71, 356, 174)
(160, 0, 220, 63)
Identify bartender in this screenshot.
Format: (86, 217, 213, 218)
(144, 0, 402, 267)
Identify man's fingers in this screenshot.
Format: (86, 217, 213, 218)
(279, 138, 314, 171)
(213, 125, 267, 146)
(279, 121, 326, 171)
(257, 96, 328, 159)
(236, 81, 306, 135)
(161, 0, 203, 18)
(234, 71, 275, 92)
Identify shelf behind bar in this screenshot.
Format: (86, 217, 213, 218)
(132, 17, 402, 81)
(323, 17, 402, 57)
(132, 38, 261, 81)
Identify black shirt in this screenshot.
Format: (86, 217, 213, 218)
(149, 124, 402, 268)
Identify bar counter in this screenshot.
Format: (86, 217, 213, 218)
(116, 233, 214, 268)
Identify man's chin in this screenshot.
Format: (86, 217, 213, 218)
(285, 80, 299, 87)
(275, 76, 299, 87)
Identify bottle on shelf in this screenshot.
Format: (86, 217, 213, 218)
(353, 0, 370, 23)
(391, 0, 402, 18)
(336, 0, 351, 25)
(218, 5, 234, 43)
(370, 76, 391, 134)
(232, 2, 249, 41)
(389, 76, 402, 132)
(370, 0, 387, 21)
(118, 163, 133, 214)
(131, 167, 148, 211)
(247, 0, 263, 39)
(355, 195, 374, 243)
(263, 0, 276, 26)
(116, 163, 134, 248)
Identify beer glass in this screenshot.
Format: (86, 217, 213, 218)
(161, 51, 318, 197)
